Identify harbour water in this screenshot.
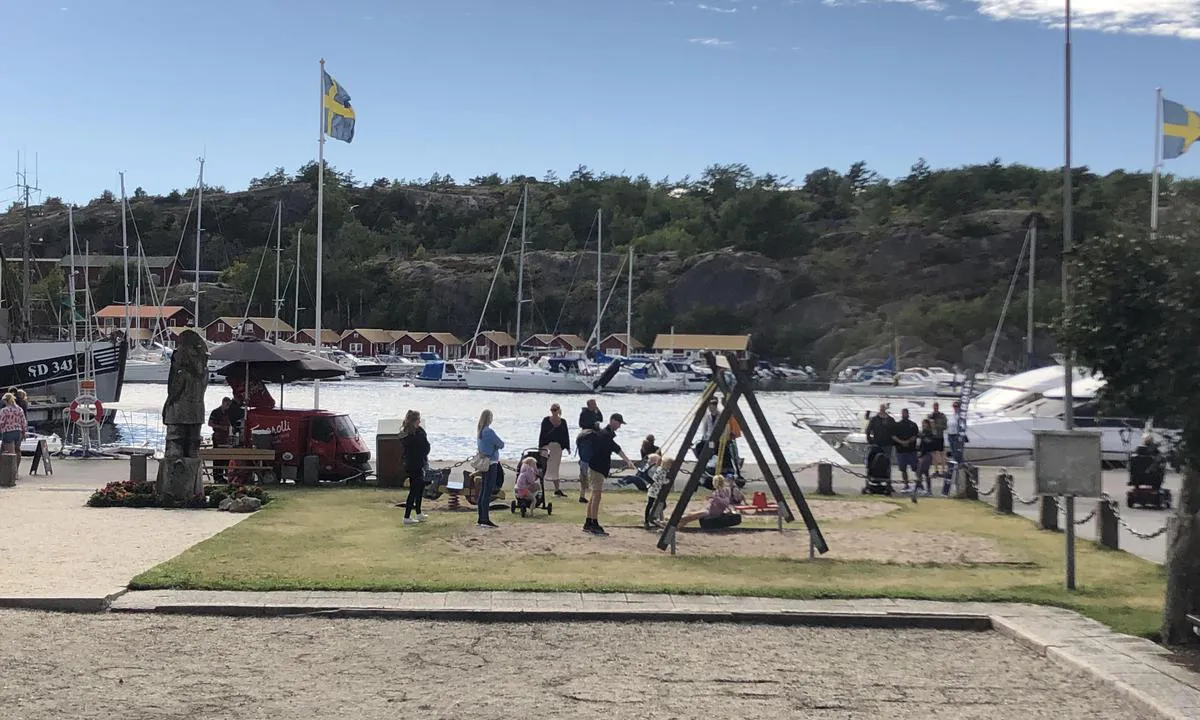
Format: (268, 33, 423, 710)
(106, 380, 851, 465)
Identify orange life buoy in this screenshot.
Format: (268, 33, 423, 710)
(69, 395, 103, 427)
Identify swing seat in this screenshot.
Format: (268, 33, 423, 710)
(735, 491, 778, 515)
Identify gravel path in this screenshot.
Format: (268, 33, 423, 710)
(0, 611, 1152, 719)
(0, 485, 244, 596)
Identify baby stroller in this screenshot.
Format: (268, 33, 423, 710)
(862, 445, 894, 496)
(510, 447, 554, 517)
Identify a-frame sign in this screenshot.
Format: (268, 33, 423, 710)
(656, 352, 830, 555)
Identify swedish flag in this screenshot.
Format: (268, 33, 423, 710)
(322, 70, 355, 143)
(1162, 97, 1200, 160)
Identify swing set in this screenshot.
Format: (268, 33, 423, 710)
(655, 351, 830, 556)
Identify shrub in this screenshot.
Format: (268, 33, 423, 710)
(87, 480, 273, 508)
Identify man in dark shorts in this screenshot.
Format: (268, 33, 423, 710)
(584, 413, 633, 537)
(891, 408, 919, 490)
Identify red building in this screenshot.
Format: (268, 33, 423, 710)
(599, 333, 644, 356)
(392, 331, 463, 359)
(62, 255, 184, 287)
(205, 316, 295, 343)
(338, 329, 395, 357)
(292, 328, 341, 347)
(468, 330, 517, 359)
(94, 304, 194, 343)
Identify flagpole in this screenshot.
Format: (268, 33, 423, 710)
(1151, 87, 1163, 238)
(314, 58, 326, 409)
(1062, 0, 1074, 434)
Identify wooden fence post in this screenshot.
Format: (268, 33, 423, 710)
(996, 472, 1014, 514)
(1039, 495, 1060, 531)
(817, 463, 834, 495)
(1097, 499, 1119, 550)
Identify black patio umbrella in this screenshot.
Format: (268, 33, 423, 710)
(209, 335, 304, 363)
(215, 356, 346, 383)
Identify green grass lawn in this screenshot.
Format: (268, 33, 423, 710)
(131, 487, 1166, 638)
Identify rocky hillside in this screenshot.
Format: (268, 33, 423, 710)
(2, 161, 1185, 372)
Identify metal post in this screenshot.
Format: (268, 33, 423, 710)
(119, 173, 130, 344)
(596, 209, 602, 348)
(314, 58, 327, 408)
(195, 158, 204, 327)
(1151, 87, 1163, 238)
(515, 184, 527, 349)
(1062, 0, 1075, 431)
(1065, 494, 1076, 590)
(1027, 220, 1036, 369)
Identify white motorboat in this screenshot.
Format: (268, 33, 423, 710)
(591, 357, 689, 394)
(466, 356, 593, 393)
(835, 367, 1164, 466)
(21, 432, 63, 456)
(829, 371, 938, 397)
(375, 354, 424, 378)
(123, 356, 172, 384)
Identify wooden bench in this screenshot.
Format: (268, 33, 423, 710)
(199, 448, 277, 483)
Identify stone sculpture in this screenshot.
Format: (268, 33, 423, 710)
(156, 330, 209, 506)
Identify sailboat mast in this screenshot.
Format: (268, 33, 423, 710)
(1028, 220, 1036, 368)
(272, 201, 282, 341)
(194, 158, 204, 328)
(119, 172, 130, 345)
(595, 209, 602, 348)
(515, 184, 527, 350)
(626, 245, 633, 357)
(68, 206, 78, 383)
(294, 229, 301, 341)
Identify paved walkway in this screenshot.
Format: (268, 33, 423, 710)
(108, 591, 1199, 719)
(0, 459, 245, 607)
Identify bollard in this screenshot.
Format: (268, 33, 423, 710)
(1097, 499, 1119, 550)
(817, 463, 834, 495)
(129, 453, 148, 484)
(956, 466, 979, 501)
(996, 472, 1014, 514)
(1039, 495, 1060, 532)
(0, 452, 17, 487)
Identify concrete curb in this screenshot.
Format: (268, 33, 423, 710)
(108, 603, 993, 630)
(0, 587, 127, 613)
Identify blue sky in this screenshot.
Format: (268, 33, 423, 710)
(3, 0, 1200, 205)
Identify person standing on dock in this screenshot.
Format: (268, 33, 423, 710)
(539, 403, 571, 498)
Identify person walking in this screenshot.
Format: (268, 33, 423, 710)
(539, 403, 570, 498)
(476, 409, 504, 529)
(576, 398, 603, 505)
(400, 410, 431, 526)
(583, 413, 633, 536)
(0, 393, 26, 455)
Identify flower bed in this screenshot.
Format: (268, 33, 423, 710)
(87, 480, 272, 509)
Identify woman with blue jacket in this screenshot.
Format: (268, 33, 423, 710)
(476, 409, 504, 528)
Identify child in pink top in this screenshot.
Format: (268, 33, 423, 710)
(515, 456, 540, 503)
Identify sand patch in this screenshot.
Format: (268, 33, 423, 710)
(608, 498, 899, 523)
(443, 522, 1017, 565)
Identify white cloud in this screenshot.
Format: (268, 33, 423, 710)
(820, 0, 1200, 39)
(697, 3, 739, 11)
(689, 37, 735, 45)
(974, 1, 1200, 39)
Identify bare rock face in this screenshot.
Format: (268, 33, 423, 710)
(666, 252, 787, 314)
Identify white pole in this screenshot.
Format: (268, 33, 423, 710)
(1152, 87, 1163, 237)
(595, 209, 602, 349)
(119, 172, 130, 345)
(515, 184, 527, 349)
(1028, 220, 1036, 368)
(314, 58, 327, 408)
(1062, 0, 1074, 436)
(272, 201, 282, 342)
(626, 244, 633, 356)
(294, 229, 301, 341)
(69, 206, 78, 391)
(195, 158, 204, 327)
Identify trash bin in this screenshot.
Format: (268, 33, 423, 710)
(251, 429, 274, 450)
(376, 418, 405, 488)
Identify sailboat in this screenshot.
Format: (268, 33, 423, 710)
(465, 186, 593, 393)
(0, 190, 128, 423)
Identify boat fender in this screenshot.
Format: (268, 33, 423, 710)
(69, 395, 103, 427)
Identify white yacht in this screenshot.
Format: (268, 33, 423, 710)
(593, 358, 689, 394)
(829, 371, 939, 397)
(465, 356, 593, 393)
(410, 358, 472, 388)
